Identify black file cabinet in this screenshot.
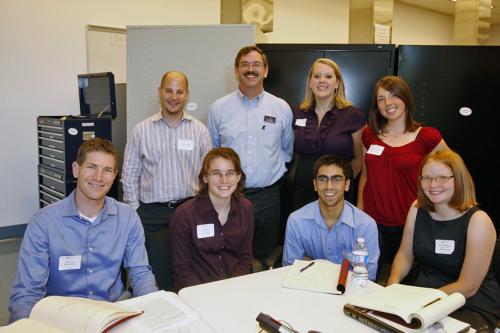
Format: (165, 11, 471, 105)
(37, 116, 112, 208)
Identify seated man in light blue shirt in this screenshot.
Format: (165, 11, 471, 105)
(9, 138, 158, 323)
(283, 155, 379, 280)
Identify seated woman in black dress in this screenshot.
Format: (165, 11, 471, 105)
(387, 149, 500, 330)
(170, 147, 254, 291)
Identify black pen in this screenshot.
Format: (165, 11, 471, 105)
(300, 261, 315, 272)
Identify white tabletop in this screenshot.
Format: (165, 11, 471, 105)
(179, 266, 381, 333)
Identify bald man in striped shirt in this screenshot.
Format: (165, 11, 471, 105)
(122, 71, 212, 290)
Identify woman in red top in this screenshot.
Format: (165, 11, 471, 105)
(357, 76, 447, 282)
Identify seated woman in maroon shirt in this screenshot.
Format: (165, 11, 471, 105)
(170, 147, 254, 290)
(293, 58, 365, 209)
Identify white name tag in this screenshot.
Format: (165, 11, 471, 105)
(197, 224, 215, 239)
(59, 255, 81, 271)
(435, 239, 455, 255)
(295, 118, 307, 127)
(178, 139, 194, 151)
(367, 144, 384, 156)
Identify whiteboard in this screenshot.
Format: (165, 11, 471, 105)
(126, 24, 254, 132)
(86, 25, 127, 83)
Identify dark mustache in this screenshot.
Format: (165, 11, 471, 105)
(244, 71, 258, 77)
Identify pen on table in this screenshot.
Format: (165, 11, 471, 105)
(300, 261, 315, 272)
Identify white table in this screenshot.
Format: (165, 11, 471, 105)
(179, 266, 380, 333)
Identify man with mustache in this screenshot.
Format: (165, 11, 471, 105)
(208, 45, 294, 270)
(282, 155, 379, 281)
(122, 71, 212, 290)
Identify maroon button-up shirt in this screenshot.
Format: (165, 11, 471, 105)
(170, 195, 254, 291)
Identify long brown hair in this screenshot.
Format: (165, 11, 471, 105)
(368, 76, 421, 135)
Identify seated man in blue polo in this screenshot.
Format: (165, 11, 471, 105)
(282, 155, 379, 280)
(9, 138, 158, 323)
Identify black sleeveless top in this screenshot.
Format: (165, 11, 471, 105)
(413, 207, 500, 326)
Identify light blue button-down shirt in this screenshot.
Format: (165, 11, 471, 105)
(282, 200, 380, 280)
(208, 90, 294, 188)
(9, 191, 158, 322)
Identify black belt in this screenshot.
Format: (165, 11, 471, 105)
(244, 181, 279, 196)
(158, 197, 193, 209)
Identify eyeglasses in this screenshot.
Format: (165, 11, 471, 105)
(316, 175, 345, 185)
(239, 62, 265, 69)
(207, 170, 239, 180)
(419, 175, 454, 184)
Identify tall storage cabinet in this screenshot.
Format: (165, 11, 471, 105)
(37, 116, 112, 208)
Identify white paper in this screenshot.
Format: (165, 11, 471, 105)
(117, 291, 200, 332)
(295, 118, 307, 127)
(177, 139, 194, 151)
(367, 144, 384, 156)
(435, 240, 455, 255)
(197, 224, 215, 239)
(58, 255, 81, 271)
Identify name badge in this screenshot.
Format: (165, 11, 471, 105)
(367, 144, 384, 156)
(295, 118, 307, 127)
(197, 224, 215, 239)
(178, 139, 194, 151)
(59, 255, 81, 271)
(264, 115, 276, 124)
(435, 239, 455, 255)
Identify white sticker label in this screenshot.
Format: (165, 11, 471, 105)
(68, 128, 78, 136)
(82, 122, 94, 127)
(186, 102, 198, 111)
(367, 144, 384, 156)
(178, 139, 194, 151)
(59, 255, 82, 271)
(295, 118, 307, 127)
(435, 239, 455, 255)
(197, 224, 215, 239)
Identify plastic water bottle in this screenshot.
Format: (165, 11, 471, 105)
(351, 237, 369, 288)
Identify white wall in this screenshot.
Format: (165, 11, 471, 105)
(0, 0, 219, 229)
(263, 0, 350, 43)
(393, 2, 454, 45)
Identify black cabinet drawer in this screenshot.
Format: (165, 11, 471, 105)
(40, 155, 65, 171)
(39, 146, 64, 160)
(39, 137, 63, 150)
(39, 168, 66, 193)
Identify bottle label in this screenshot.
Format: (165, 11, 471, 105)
(352, 250, 368, 265)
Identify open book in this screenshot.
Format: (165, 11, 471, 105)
(344, 284, 469, 332)
(282, 259, 349, 295)
(0, 296, 143, 333)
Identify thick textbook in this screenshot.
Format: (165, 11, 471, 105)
(282, 259, 349, 294)
(0, 296, 143, 333)
(344, 284, 470, 332)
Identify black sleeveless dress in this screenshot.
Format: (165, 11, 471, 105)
(412, 207, 500, 329)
